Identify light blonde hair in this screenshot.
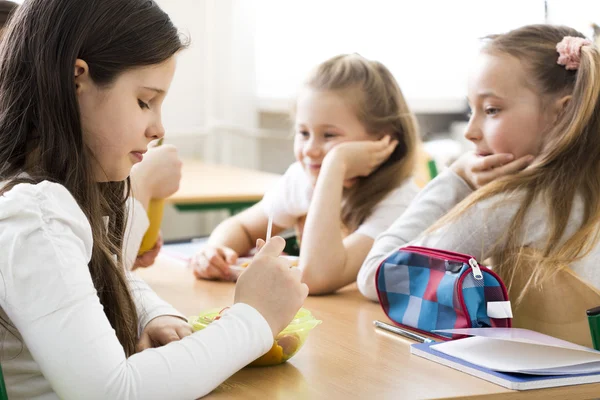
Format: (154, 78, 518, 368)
(434, 25, 600, 303)
(299, 53, 420, 232)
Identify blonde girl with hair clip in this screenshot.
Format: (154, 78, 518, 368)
(358, 24, 600, 309)
(192, 54, 421, 294)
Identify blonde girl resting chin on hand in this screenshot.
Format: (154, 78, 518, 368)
(192, 54, 421, 295)
(359, 25, 600, 306)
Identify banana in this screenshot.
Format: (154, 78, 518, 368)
(138, 198, 165, 255)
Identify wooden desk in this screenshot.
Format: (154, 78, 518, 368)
(166, 160, 281, 214)
(136, 257, 600, 400)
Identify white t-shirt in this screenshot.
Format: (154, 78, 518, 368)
(261, 162, 420, 240)
(358, 170, 600, 301)
(0, 181, 273, 399)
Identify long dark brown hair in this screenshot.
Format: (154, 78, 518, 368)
(0, 0, 186, 356)
(302, 54, 419, 231)
(0, 1, 17, 28)
(432, 25, 600, 303)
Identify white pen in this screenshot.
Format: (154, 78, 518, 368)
(266, 213, 273, 241)
(373, 320, 435, 344)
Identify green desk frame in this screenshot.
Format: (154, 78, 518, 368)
(170, 161, 437, 257)
(0, 363, 8, 400)
(174, 201, 257, 216)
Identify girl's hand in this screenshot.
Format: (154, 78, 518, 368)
(133, 232, 164, 270)
(136, 315, 193, 352)
(234, 237, 308, 337)
(190, 244, 238, 281)
(131, 144, 182, 204)
(451, 152, 534, 189)
(324, 136, 398, 185)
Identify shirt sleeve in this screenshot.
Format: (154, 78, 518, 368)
(123, 197, 149, 271)
(261, 162, 312, 229)
(0, 182, 273, 400)
(121, 196, 185, 332)
(354, 179, 420, 239)
(358, 169, 527, 301)
(127, 270, 187, 335)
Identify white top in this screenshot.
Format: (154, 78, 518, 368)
(358, 170, 600, 301)
(0, 181, 273, 399)
(262, 162, 420, 239)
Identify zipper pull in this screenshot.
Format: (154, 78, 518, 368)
(468, 258, 484, 280)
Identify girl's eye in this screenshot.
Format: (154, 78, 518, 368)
(324, 132, 337, 139)
(297, 130, 309, 138)
(138, 99, 150, 110)
(485, 107, 500, 116)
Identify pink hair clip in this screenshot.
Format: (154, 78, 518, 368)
(556, 36, 592, 70)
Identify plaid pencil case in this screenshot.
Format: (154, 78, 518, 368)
(375, 246, 512, 341)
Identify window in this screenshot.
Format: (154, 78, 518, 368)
(255, 1, 549, 113)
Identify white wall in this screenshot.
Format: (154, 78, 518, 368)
(155, 0, 268, 239)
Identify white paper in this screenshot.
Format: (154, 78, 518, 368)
(432, 336, 600, 374)
(161, 239, 208, 261)
(434, 328, 599, 353)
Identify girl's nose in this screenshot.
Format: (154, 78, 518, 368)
(464, 117, 482, 143)
(304, 138, 322, 158)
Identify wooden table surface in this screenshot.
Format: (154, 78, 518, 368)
(166, 160, 281, 206)
(136, 256, 600, 400)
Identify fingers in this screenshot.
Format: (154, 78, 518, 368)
(487, 155, 534, 176)
(191, 258, 230, 280)
(133, 249, 159, 270)
(190, 249, 232, 280)
(155, 233, 164, 249)
(211, 248, 231, 271)
(203, 248, 230, 275)
(136, 332, 153, 352)
(471, 155, 534, 187)
(175, 324, 193, 340)
(471, 153, 514, 172)
(134, 253, 154, 269)
(254, 236, 286, 258)
(224, 247, 238, 265)
(155, 331, 181, 346)
(374, 135, 398, 162)
(289, 265, 303, 279)
(375, 135, 398, 151)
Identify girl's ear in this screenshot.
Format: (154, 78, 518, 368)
(74, 59, 91, 94)
(553, 94, 572, 120)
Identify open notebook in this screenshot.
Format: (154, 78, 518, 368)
(410, 328, 600, 390)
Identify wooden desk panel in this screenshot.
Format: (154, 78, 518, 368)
(167, 161, 281, 206)
(136, 256, 600, 399)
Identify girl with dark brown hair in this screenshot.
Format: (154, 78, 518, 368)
(0, 0, 307, 398)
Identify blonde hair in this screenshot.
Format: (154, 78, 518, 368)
(435, 25, 600, 303)
(300, 54, 420, 232)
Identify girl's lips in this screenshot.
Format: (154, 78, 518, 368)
(130, 152, 144, 163)
(306, 164, 321, 170)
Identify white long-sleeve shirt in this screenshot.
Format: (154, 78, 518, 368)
(0, 181, 273, 399)
(261, 162, 420, 240)
(358, 170, 600, 301)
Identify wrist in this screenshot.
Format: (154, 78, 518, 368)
(449, 160, 466, 182)
(322, 149, 347, 176)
